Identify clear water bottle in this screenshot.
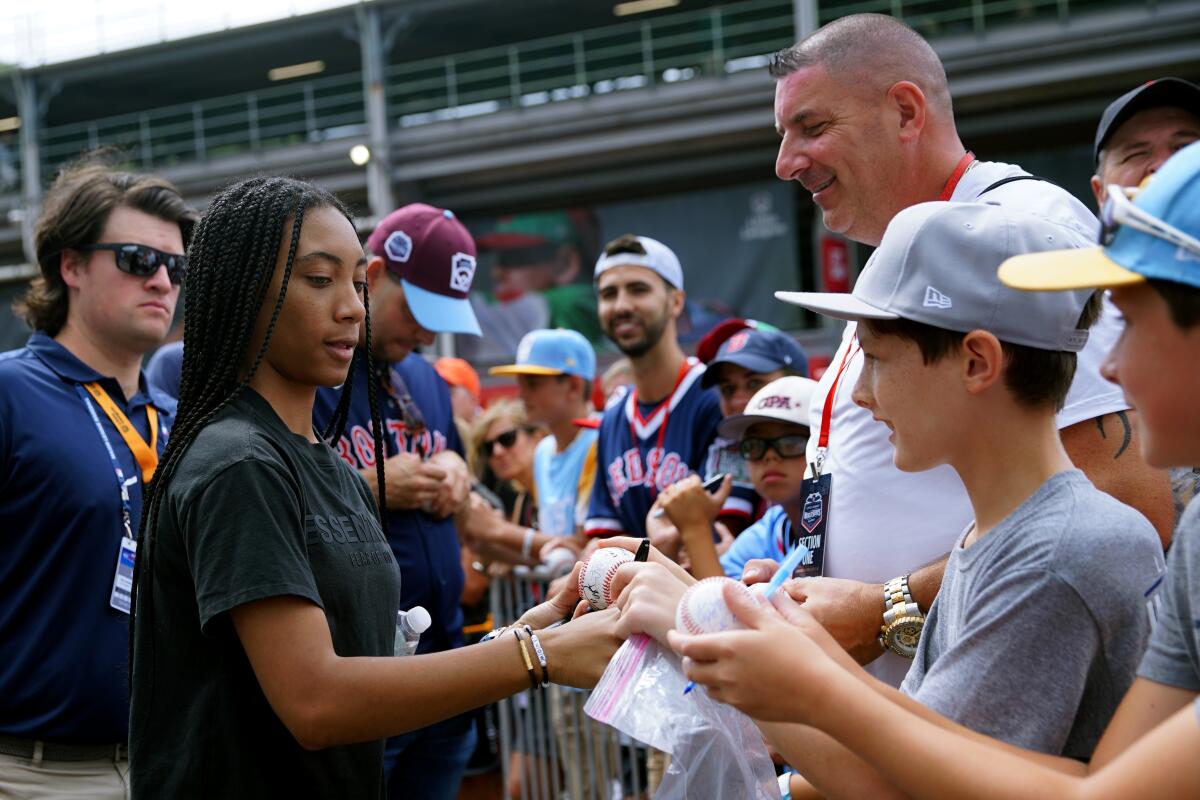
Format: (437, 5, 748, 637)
(394, 606, 431, 657)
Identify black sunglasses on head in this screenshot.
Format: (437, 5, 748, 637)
(78, 243, 188, 285)
(739, 433, 809, 461)
(481, 428, 526, 457)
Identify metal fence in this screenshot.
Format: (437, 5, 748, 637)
(14, 0, 1173, 182)
(490, 566, 650, 800)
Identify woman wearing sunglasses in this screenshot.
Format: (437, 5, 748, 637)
(128, 176, 619, 799)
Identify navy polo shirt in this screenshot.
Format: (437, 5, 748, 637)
(314, 354, 466, 655)
(0, 331, 174, 743)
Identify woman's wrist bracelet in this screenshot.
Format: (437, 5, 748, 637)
(523, 625, 549, 687)
(521, 528, 536, 559)
(512, 628, 539, 691)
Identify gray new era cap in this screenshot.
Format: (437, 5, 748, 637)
(776, 202, 1093, 353)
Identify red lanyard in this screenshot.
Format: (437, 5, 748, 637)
(629, 359, 691, 494)
(938, 151, 976, 201)
(815, 336, 861, 472)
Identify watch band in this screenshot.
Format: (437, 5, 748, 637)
(879, 574, 925, 658)
(882, 574, 922, 626)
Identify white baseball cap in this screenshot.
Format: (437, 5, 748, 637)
(718, 376, 818, 440)
(594, 235, 685, 290)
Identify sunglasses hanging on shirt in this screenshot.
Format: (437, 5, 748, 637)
(77, 243, 188, 285)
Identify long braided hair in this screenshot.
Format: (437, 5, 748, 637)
(130, 176, 387, 688)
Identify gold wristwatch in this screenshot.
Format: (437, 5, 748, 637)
(878, 574, 924, 659)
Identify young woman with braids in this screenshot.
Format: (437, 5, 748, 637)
(128, 176, 620, 798)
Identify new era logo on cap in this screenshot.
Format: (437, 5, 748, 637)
(923, 286, 952, 309)
(450, 253, 476, 293)
(385, 231, 413, 263)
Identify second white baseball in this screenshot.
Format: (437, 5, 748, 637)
(675, 577, 754, 634)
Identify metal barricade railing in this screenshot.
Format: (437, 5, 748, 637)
(490, 565, 648, 800)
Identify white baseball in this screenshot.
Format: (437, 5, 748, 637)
(578, 548, 634, 610)
(675, 577, 754, 634)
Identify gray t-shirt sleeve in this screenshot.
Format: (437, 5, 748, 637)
(181, 457, 323, 632)
(905, 567, 1099, 753)
(1138, 502, 1200, 691)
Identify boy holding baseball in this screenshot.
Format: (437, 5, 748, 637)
(674, 142, 1200, 800)
(619, 200, 1165, 798)
(654, 376, 817, 579)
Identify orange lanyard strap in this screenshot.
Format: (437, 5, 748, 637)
(81, 382, 159, 484)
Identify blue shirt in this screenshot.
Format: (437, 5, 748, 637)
(585, 359, 726, 537)
(145, 340, 183, 400)
(533, 428, 598, 537)
(0, 332, 174, 742)
(314, 354, 465, 655)
(720, 505, 793, 580)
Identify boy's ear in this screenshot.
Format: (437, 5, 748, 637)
(960, 330, 1004, 397)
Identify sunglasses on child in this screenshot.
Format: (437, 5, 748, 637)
(481, 428, 528, 457)
(739, 434, 809, 461)
(1100, 185, 1200, 258)
(78, 243, 188, 285)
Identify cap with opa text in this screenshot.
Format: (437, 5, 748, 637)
(776, 202, 1093, 353)
(367, 203, 481, 336)
(489, 328, 596, 380)
(717, 376, 818, 441)
(701, 328, 809, 388)
(593, 235, 684, 290)
(1094, 78, 1200, 166)
(1000, 140, 1200, 292)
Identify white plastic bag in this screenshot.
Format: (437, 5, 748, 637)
(585, 634, 779, 799)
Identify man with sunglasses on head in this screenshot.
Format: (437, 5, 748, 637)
(0, 160, 195, 798)
(312, 203, 479, 800)
(1090, 78, 1200, 518)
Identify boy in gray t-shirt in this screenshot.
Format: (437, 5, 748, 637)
(900, 469, 1161, 758)
(706, 201, 1166, 798)
(1138, 499, 1200, 692)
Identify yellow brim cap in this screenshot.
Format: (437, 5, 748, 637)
(487, 364, 565, 377)
(998, 245, 1146, 291)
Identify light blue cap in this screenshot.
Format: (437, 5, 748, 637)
(1000, 140, 1200, 292)
(489, 328, 596, 379)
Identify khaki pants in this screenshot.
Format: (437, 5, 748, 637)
(0, 751, 129, 800)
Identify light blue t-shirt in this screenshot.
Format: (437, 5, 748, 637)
(720, 505, 793, 579)
(534, 427, 599, 537)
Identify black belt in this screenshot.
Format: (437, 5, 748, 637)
(0, 735, 127, 763)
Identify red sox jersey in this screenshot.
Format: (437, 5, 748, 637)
(584, 358, 730, 537)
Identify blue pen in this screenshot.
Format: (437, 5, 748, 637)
(683, 542, 810, 695)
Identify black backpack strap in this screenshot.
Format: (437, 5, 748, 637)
(977, 175, 1045, 197)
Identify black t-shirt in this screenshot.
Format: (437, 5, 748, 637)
(130, 389, 401, 799)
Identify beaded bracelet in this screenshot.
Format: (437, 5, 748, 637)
(511, 628, 539, 691)
(523, 625, 549, 687)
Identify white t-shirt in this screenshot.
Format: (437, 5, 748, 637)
(807, 160, 1128, 687)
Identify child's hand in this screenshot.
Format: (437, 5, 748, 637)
(609, 561, 691, 645)
(667, 583, 843, 723)
(660, 475, 732, 535)
(596, 537, 697, 587)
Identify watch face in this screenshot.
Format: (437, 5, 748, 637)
(886, 618, 924, 658)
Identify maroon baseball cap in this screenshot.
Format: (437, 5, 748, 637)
(367, 203, 481, 336)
